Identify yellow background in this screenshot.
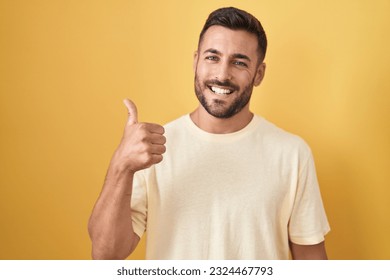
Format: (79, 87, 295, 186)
(1, 0, 389, 259)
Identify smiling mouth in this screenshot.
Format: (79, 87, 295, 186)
(208, 86, 234, 96)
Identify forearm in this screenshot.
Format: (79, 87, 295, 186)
(289, 241, 328, 260)
(88, 161, 138, 259)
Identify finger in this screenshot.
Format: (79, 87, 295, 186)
(123, 98, 138, 125)
(150, 134, 166, 145)
(150, 154, 163, 165)
(149, 144, 166, 155)
(144, 123, 165, 134)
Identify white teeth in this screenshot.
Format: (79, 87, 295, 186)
(211, 86, 232, 95)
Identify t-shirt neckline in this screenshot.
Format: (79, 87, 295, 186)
(183, 114, 261, 142)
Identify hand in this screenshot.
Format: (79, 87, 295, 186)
(112, 98, 166, 173)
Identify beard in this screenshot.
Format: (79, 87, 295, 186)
(194, 73, 255, 119)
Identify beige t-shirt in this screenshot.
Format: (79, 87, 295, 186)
(131, 114, 330, 259)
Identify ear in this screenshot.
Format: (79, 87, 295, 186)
(254, 62, 266, 86)
(193, 50, 199, 73)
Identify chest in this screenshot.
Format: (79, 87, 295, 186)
(151, 140, 298, 218)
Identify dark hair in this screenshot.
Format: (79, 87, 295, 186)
(199, 7, 267, 62)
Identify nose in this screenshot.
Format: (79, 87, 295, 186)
(215, 61, 232, 81)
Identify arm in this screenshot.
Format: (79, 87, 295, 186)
(88, 164, 140, 259)
(88, 99, 166, 259)
(289, 241, 328, 260)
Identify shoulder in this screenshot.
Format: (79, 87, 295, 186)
(162, 114, 192, 139)
(163, 115, 187, 130)
(255, 115, 312, 157)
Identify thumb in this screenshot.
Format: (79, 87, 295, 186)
(123, 98, 138, 125)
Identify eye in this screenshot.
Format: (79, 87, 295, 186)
(205, 56, 219, 61)
(233, 61, 248, 67)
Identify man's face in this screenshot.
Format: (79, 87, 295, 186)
(194, 25, 265, 119)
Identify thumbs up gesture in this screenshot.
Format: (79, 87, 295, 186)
(112, 99, 166, 173)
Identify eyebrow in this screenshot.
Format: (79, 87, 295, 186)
(203, 48, 252, 62)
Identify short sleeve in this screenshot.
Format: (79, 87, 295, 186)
(288, 151, 330, 245)
(131, 170, 148, 239)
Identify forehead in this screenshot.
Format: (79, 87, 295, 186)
(199, 25, 259, 57)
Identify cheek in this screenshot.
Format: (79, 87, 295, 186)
(196, 62, 213, 77)
(233, 70, 254, 85)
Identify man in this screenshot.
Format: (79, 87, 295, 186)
(88, 7, 330, 260)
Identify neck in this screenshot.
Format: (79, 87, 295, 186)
(190, 105, 253, 134)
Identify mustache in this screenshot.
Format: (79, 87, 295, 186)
(206, 79, 239, 91)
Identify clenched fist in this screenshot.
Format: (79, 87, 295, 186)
(112, 98, 166, 173)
